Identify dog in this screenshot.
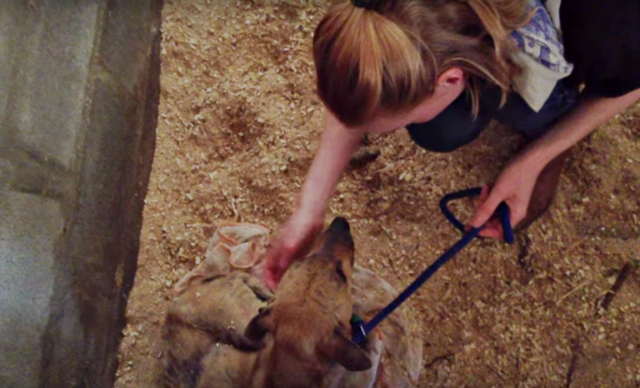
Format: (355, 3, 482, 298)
(162, 217, 421, 388)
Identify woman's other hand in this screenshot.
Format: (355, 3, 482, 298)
(470, 152, 543, 238)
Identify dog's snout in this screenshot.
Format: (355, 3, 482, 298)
(329, 217, 350, 235)
(322, 217, 354, 257)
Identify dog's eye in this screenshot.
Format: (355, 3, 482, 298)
(335, 262, 347, 282)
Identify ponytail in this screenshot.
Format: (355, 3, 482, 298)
(314, 2, 431, 126)
(313, 0, 532, 126)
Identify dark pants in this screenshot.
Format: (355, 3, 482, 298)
(406, 80, 579, 153)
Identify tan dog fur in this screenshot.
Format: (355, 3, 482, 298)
(163, 217, 372, 388)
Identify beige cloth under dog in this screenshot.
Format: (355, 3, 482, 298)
(175, 221, 422, 388)
(174, 222, 270, 293)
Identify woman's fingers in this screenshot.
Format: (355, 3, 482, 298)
(263, 239, 292, 290)
(264, 270, 279, 291)
(478, 217, 504, 238)
(469, 185, 502, 238)
(478, 185, 490, 204)
(470, 185, 505, 229)
(263, 246, 282, 290)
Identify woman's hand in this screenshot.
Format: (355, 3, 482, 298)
(471, 88, 640, 238)
(263, 111, 363, 289)
(264, 210, 323, 290)
(470, 152, 543, 238)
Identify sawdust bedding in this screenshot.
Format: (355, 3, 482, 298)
(115, 1, 640, 387)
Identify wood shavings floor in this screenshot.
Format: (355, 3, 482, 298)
(115, 1, 640, 387)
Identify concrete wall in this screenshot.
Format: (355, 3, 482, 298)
(0, 1, 163, 387)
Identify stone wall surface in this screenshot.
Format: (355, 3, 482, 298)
(0, 1, 163, 387)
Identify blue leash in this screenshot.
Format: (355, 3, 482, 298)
(351, 187, 514, 344)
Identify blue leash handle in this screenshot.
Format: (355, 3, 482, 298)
(439, 187, 514, 244)
(352, 188, 513, 344)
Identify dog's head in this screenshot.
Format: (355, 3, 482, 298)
(246, 217, 371, 387)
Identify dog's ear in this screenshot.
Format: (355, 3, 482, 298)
(321, 326, 372, 372)
(244, 307, 274, 343)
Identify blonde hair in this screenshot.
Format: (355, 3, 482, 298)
(313, 0, 531, 126)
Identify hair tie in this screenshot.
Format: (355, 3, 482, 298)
(351, 0, 376, 10)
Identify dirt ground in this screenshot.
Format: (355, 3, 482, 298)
(115, 1, 640, 387)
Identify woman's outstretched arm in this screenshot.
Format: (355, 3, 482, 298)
(264, 111, 363, 289)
